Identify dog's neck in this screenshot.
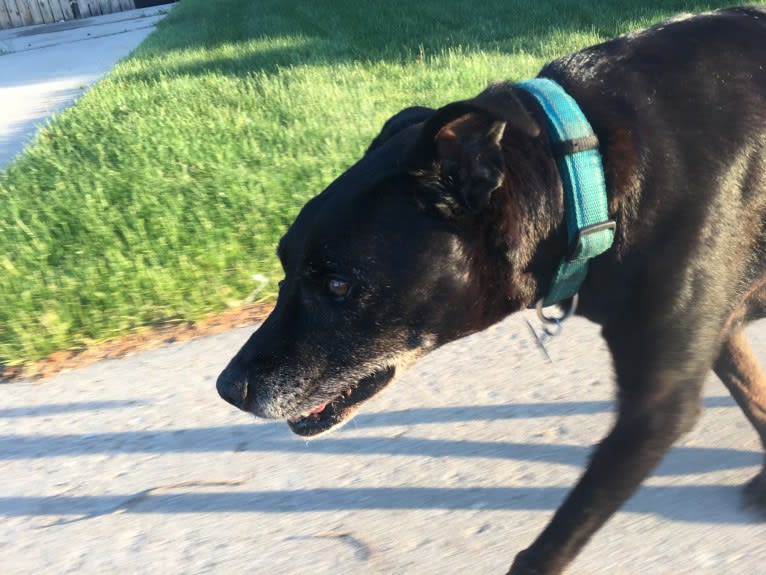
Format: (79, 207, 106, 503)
(461, 116, 568, 327)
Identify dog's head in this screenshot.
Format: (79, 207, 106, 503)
(217, 84, 563, 436)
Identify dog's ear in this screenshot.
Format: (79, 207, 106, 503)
(430, 113, 509, 213)
(366, 106, 434, 155)
(413, 85, 540, 213)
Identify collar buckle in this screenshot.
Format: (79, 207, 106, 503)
(567, 220, 616, 262)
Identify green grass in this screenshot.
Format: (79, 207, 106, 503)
(0, 0, 760, 364)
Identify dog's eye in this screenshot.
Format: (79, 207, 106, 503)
(326, 277, 351, 299)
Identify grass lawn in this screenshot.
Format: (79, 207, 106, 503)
(0, 0, 759, 365)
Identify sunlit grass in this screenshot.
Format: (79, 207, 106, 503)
(0, 0, 755, 364)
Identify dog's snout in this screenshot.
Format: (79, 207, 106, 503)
(216, 366, 248, 408)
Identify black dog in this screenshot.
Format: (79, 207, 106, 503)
(217, 7, 766, 574)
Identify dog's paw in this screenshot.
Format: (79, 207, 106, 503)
(507, 550, 553, 575)
(743, 467, 766, 519)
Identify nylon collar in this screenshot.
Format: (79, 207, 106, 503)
(517, 78, 615, 307)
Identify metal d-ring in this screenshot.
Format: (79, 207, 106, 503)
(535, 294, 579, 336)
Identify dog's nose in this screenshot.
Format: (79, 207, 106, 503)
(216, 366, 248, 408)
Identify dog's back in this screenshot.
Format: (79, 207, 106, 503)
(539, 7, 766, 326)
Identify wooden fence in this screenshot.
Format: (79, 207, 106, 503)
(0, 1, 137, 29)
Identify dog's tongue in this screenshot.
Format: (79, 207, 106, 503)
(310, 403, 328, 415)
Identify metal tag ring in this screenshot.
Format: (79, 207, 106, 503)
(535, 293, 579, 325)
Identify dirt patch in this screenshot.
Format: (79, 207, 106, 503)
(1, 304, 273, 382)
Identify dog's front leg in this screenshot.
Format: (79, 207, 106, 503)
(508, 333, 706, 575)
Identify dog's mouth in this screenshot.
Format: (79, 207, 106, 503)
(286, 365, 396, 437)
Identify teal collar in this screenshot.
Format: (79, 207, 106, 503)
(517, 78, 615, 307)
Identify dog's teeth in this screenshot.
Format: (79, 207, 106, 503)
(288, 404, 327, 423)
(287, 411, 311, 423)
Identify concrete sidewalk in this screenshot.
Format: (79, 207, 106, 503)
(0, 4, 172, 169)
(2, 312, 766, 574)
